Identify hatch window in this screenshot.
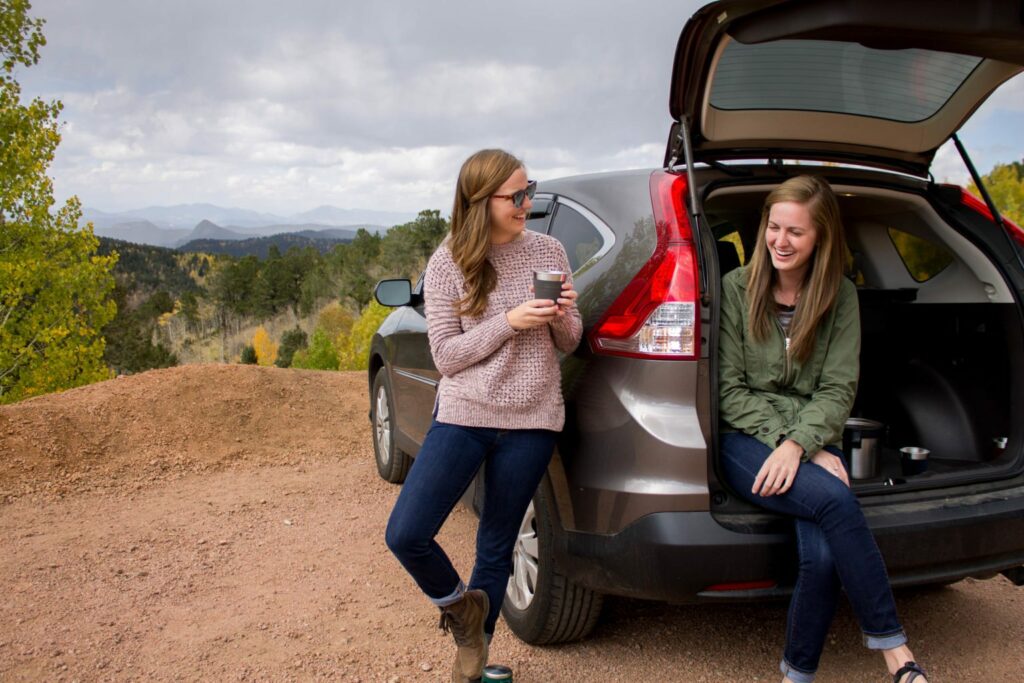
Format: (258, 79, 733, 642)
(710, 39, 982, 123)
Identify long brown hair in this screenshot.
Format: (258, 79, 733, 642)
(746, 175, 847, 363)
(448, 149, 524, 317)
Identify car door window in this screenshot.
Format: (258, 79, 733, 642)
(548, 204, 605, 273)
(527, 196, 553, 235)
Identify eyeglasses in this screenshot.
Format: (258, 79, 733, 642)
(491, 180, 536, 209)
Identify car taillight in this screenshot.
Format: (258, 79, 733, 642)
(955, 186, 1024, 248)
(589, 171, 701, 360)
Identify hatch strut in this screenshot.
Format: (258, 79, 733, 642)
(952, 133, 1024, 271)
(677, 116, 709, 299)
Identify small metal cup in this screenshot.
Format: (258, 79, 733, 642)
(482, 664, 513, 682)
(900, 446, 929, 476)
(532, 270, 567, 303)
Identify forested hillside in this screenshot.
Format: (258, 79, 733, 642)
(98, 238, 208, 297)
(98, 210, 447, 374)
(178, 231, 351, 258)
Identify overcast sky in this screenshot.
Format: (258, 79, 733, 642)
(19, 0, 1024, 216)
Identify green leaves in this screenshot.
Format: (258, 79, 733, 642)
(0, 203, 118, 403)
(969, 162, 1024, 226)
(0, 0, 44, 76)
(0, 1, 117, 403)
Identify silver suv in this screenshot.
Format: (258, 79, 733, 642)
(369, 0, 1024, 645)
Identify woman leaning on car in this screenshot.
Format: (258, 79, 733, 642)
(384, 148, 582, 682)
(718, 175, 929, 683)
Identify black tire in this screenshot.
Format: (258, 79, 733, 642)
(501, 476, 604, 644)
(371, 369, 411, 483)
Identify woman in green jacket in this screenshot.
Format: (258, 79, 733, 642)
(718, 175, 928, 683)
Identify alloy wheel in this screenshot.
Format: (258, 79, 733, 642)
(375, 385, 391, 467)
(507, 500, 540, 610)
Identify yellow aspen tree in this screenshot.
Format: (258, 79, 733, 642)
(252, 326, 278, 367)
(337, 301, 390, 370)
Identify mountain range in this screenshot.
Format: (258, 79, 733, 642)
(82, 203, 420, 249)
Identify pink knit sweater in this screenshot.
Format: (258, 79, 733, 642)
(424, 229, 583, 432)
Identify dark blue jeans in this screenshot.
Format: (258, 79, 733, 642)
(719, 432, 906, 683)
(385, 419, 555, 635)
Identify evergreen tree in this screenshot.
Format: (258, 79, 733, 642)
(331, 228, 381, 309)
(239, 344, 257, 365)
(379, 209, 448, 278)
(102, 286, 177, 374)
(275, 326, 308, 368)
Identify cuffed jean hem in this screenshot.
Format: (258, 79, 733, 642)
(864, 629, 907, 650)
(780, 658, 815, 683)
(428, 580, 466, 608)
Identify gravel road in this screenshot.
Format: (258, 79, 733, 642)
(1, 365, 1022, 681)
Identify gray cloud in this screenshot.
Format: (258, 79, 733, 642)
(19, 0, 1024, 215)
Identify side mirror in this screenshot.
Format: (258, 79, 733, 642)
(375, 279, 413, 307)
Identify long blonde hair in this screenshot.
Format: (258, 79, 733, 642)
(448, 149, 524, 317)
(746, 175, 847, 363)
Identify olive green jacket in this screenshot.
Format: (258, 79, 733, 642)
(718, 265, 860, 457)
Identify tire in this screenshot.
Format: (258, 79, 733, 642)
(501, 477, 604, 644)
(371, 369, 411, 484)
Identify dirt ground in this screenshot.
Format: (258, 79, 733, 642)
(1, 364, 1022, 682)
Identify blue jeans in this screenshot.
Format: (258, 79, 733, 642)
(719, 432, 906, 683)
(385, 420, 555, 635)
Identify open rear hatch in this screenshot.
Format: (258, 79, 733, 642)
(680, 1, 1024, 497)
(666, 0, 1024, 177)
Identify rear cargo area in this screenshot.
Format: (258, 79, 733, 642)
(856, 295, 1020, 486)
(705, 180, 1024, 494)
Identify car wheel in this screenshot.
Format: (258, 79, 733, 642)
(501, 477, 604, 644)
(371, 369, 411, 483)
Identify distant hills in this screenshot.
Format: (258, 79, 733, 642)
(82, 203, 420, 249)
(90, 220, 192, 247)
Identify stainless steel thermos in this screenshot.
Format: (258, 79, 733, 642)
(842, 417, 885, 479)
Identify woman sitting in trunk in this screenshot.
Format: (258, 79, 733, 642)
(717, 175, 929, 683)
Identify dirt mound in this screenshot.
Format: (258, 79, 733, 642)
(0, 364, 367, 502)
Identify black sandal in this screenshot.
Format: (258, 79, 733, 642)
(894, 661, 928, 683)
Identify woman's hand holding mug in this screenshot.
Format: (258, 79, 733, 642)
(513, 280, 577, 329)
(506, 299, 559, 330)
(554, 281, 578, 316)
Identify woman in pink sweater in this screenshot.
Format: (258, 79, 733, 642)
(385, 149, 582, 682)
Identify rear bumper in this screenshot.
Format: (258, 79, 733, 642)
(557, 483, 1024, 602)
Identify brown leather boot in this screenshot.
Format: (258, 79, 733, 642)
(438, 589, 489, 683)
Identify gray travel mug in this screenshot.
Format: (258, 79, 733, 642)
(533, 270, 567, 303)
